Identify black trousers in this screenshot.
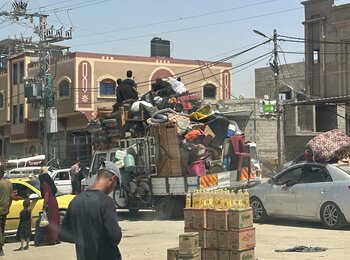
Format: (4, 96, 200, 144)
(0, 214, 6, 247)
(71, 180, 80, 195)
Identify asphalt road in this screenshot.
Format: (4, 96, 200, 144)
(2, 211, 350, 260)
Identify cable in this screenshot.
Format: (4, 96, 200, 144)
(279, 34, 350, 45)
(75, 0, 280, 38)
(71, 7, 301, 48)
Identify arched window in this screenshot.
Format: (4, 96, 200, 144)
(203, 84, 216, 98)
(100, 79, 116, 96)
(0, 93, 3, 108)
(59, 80, 70, 97)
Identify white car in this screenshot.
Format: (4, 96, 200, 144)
(250, 162, 350, 229)
(50, 168, 72, 194)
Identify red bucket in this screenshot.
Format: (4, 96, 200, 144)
(188, 160, 206, 176)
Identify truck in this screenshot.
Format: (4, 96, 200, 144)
(82, 129, 258, 219)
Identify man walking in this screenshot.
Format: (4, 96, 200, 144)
(0, 166, 13, 256)
(59, 161, 122, 260)
(70, 161, 81, 195)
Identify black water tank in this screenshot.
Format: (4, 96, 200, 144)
(151, 37, 170, 58)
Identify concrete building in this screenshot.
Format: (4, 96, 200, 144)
(0, 44, 232, 165)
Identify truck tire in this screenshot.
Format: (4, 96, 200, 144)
(156, 197, 175, 220)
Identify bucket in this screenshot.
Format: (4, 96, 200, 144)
(124, 154, 135, 172)
(188, 160, 206, 176)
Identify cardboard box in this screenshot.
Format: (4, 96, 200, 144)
(214, 210, 228, 231)
(228, 208, 253, 230)
(184, 209, 194, 229)
(167, 247, 179, 260)
(184, 228, 206, 248)
(206, 209, 216, 230)
(179, 232, 199, 256)
(193, 209, 207, 229)
(230, 249, 255, 260)
(203, 249, 218, 260)
(205, 229, 218, 249)
(227, 228, 255, 252)
(217, 231, 228, 249)
(218, 250, 230, 260)
(178, 251, 201, 260)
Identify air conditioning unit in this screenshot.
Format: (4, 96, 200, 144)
(279, 93, 286, 101)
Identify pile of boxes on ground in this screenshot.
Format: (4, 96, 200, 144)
(168, 189, 255, 260)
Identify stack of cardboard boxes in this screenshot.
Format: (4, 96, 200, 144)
(182, 205, 255, 260)
(168, 232, 201, 260)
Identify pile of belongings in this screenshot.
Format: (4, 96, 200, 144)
(305, 129, 350, 163)
(87, 107, 121, 150)
(146, 104, 247, 177)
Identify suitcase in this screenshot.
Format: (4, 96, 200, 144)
(34, 213, 44, 246)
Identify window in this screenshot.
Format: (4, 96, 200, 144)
(19, 104, 24, 124)
(12, 183, 36, 200)
(20, 61, 24, 83)
(313, 49, 320, 64)
(99, 79, 116, 96)
(0, 93, 3, 108)
(299, 166, 332, 183)
(92, 152, 107, 175)
(12, 105, 17, 124)
(13, 63, 18, 85)
(55, 171, 70, 181)
(275, 167, 303, 186)
(59, 80, 70, 97)
(203, 84, 216, 98)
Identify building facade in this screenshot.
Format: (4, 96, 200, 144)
(0, 50, 232, 165)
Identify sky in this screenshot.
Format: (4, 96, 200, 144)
(0, 0, 349, 97)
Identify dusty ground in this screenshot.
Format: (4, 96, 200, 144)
(2, 211, 350, 260)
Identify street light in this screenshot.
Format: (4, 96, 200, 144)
(253, 29, 282, 167)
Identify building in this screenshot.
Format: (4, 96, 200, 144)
(0, 42, 232, 166)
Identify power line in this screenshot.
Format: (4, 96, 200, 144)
(71, 7, 302, 48)
(75, 0, 280, 38)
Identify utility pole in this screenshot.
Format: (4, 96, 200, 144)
(2, 1, 72, 162)
(253, 29, 281, 167)
(272, 29, 281, 167)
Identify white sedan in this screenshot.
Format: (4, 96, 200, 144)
(50, 168, 72, 194)
(250, 162, 350, 229)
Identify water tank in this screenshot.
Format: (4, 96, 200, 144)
(151, 37, 170, 58)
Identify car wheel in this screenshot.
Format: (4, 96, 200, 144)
(59, 210, 66, 225)
(250, 197, 268, 223)
(320, 202, 345, 229)
(156, 197, 174, 220)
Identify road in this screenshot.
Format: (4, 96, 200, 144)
(2, 211, 350, 260)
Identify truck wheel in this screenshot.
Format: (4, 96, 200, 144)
(172, 197, 185, 219)
(156, 197, 174, 220)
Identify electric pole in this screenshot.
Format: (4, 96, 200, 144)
(2, 1, 72, 162)
(273, 29, 282, 167)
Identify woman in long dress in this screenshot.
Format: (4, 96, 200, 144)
(38, 167, 60, 245)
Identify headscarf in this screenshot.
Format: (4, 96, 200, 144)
(38, 168, 57, 197)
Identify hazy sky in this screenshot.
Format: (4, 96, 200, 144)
(0, 0, 349, 97)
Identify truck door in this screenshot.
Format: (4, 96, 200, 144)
(90, 152, 107, 176)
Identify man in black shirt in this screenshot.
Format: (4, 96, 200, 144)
(117, 70, 138, 103)
(59, 161, 122, 260)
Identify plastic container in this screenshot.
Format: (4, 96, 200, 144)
(188, 160, 206, 176)
(124, 154, 135, 172)
(115, 150, 127, 161)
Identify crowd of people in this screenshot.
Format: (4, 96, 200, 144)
(0, 160, 123, 260)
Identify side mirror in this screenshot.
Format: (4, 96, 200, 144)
(267, 178, 274, 185)
(29, 193, 40, 200)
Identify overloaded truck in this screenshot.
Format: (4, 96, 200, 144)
(82, 93, 259, 219)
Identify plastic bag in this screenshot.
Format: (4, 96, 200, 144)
(168, 77, 187, 94)
(39, 211, 49, 227)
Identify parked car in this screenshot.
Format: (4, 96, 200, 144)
(5, 178, 74, 233)
(250, 162, 350, 229)
(50, 168, 72, 194)
(4, 166, 41, 178)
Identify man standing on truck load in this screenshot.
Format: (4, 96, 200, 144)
(70, 161, 81, 195)
(59, 161, 122, 260)
(0, 165, 13, 256)
(117, 70, 138, 103)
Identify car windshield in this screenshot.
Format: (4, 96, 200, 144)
(26, 179, 64, 196)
